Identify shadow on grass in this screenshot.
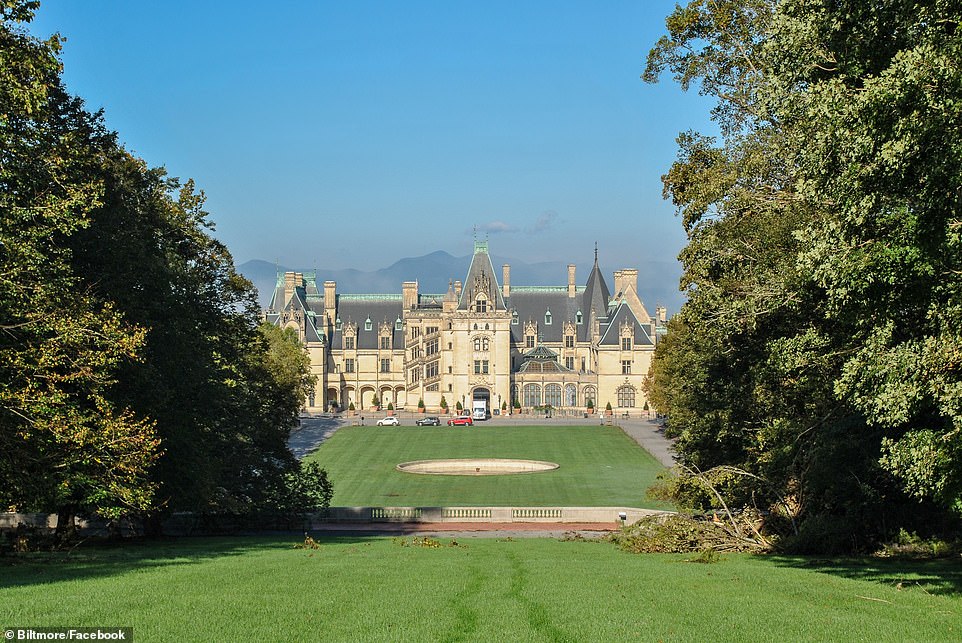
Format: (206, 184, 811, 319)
(0, 534, 373, 590)
(764, 554, 962, 597)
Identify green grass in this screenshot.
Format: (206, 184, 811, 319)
(2, 537, 960, 641)
(303, 424, 667, 508)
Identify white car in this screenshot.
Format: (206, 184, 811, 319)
(376, 416, 400, 426)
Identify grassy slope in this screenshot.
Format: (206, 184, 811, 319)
(303, 424, 667, 508)
(2, 538, 960, 641)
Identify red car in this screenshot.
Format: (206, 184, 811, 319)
(447, 415, 474, 426)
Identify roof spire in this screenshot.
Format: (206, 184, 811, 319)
(594, 242, 598, 264)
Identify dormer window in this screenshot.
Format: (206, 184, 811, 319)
(512, 310, 519, 325)
(364, 317, 372, 332)
(395, 317, 403, 331)
(335, 317, 342, 331)
(576, 311, 583, 325)
(544, 310, 552, 325)
(475, 293, 488, 313)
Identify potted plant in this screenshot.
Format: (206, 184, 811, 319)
(348, 401, 356, 416)
(418, 398, 425, 413)
(501, 400, 507, 414)
(586, 399, 594, 414)
(513, 398, 521, 415)
(455, 400, 463, 413)
(440, 395, 448, 413)
(605, 401, 613, 416)
(387, 402, 394, 415)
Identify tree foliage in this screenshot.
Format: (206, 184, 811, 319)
(646, 0, 962, 549)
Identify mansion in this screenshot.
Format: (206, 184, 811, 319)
(265, 241, 666, 415)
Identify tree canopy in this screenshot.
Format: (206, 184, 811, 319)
(645, 0, 962, 550)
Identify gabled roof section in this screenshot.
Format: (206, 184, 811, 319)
(598, 302, 654, 347)
(458, 240, 506, 310)
(583, 252, 611, 322)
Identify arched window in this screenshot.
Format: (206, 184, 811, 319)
(474, 336, 481, 351)
(482, 337, 489, 351)
(475, 294, 488, 313)
(523, 384, 542, 407)
(544, 384, 562, 407)
(565, 384, 577, 407)
(617, 385, 636, 408)
(583, 386, 597, 406)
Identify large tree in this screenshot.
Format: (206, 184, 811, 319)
(0, 0, 159, 525)
(646, 0, 962, 549)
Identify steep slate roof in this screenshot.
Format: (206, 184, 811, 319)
(329, 295, 404, 350)
(506, 288, 586, 342)
(458, 240, 506, 311)
(598, 302, 654, 347)
(582, 255, 612, 323)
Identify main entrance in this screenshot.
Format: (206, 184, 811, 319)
(472, 388, 490, 419)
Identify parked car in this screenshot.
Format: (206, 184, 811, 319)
(376, 416, 400, 426)
(416, 416, 441, 426)
(447, 415, 474, 426)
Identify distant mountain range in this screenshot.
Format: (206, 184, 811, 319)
(239, 250, 684, 314)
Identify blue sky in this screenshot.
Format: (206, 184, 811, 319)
(29, 1, 714, 274)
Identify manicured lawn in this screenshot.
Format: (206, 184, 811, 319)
(2, 537, 960, 641)
(303, 424, 667, 508)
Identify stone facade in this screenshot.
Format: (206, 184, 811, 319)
(265, 242, 667, 415)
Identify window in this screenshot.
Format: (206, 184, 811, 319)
(581, 357, 586, 372)
(411, 326, 421, 338)
(512, 311, 519, 325)
(565, 384, 577, 407)
(622, 360, 632, 374)
(621, 337, 632, 351)
(576, 311, 583, 325)
(526, 335, 535, 349)
(583, 386, 596, 406)
(474, 360, 489, 374)
(475, 297, 487, 313)
(344, 359, 355, 373)
(380, 336, 391, 350)
(425, 361, 439, 379)
(565, 335, 574, 348)
(617, 385, 636, 408)
(448, 366, 452, 373)
(364, 317, 372, 331)
(523, 384, 542, 407)
(448, 342, 452, 349)
(565, 356, 574, 370)
(544, 384, 562, 407)
(426, 339, 439, 355)
(474, 337, 481, 351)
(474, 336, 489, 351)
(336, 317, 342, 330)
(483, 337, 489, 351)
(411, 347, 421, 359)
(380, 358, 391, 373)
(544, 310, 552, 325)
(395, 318, 403, 330)
(410, 367, 420, 383)
(344, 336, 355, 350)
(426, 326, 438, 335)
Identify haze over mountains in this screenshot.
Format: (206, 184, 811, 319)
(240, 251, 683, 315)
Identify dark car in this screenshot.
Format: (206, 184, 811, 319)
(447, 415, 474, 426)
(416, 416, 441, 426)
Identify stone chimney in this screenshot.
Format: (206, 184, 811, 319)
(502, 264, 511, 298)
(567, 264, 576, 298)
(402, 281, 418, 310)
(656, 305, 667, 323)
(284, 272, 302, 306)
(613, 269, 638, 296)
(323, 280, 336, 316)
